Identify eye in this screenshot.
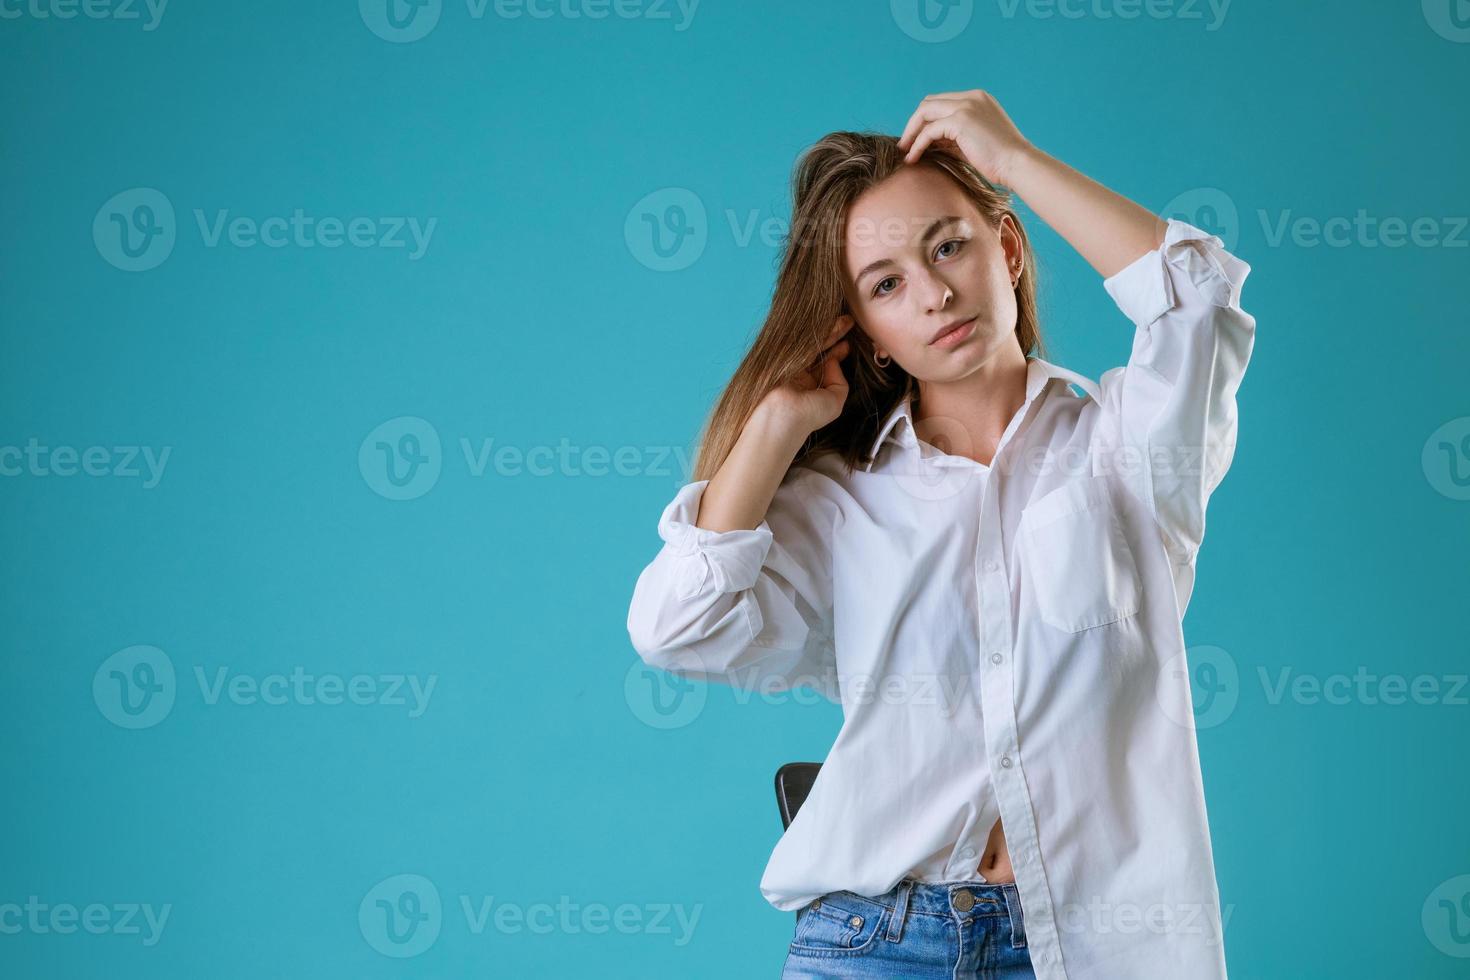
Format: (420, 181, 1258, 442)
(872, 276, 899, 298)
(935, 238, 966, 260)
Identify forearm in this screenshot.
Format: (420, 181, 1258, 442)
(1002, 143, 1168, 280)
(694, 404, 809, 534)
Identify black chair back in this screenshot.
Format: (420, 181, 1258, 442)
(773, 762, 822, 830)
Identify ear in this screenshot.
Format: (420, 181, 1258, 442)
(998, 213, 1024, 280)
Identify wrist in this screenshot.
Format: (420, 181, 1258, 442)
(750, 398, 815, 451)
(996, 141, 1044, 190)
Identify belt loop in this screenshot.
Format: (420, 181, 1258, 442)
(1004, 882, 1027, 949)
(886, 878, 913, 943)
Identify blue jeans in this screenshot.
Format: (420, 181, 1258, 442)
(780, 876, 1037, 979)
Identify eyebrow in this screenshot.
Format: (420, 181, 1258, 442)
(851, 215, 966, 287)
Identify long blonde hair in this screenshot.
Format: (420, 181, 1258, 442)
(690, 131, 1047, 483)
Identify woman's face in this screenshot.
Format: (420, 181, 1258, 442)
(841, 165, 1023, 383)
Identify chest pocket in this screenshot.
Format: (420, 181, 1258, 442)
(1019, 476, 1142, 632)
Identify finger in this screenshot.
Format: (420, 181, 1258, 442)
(896, 96, 962, 149)
(823, 314, 855, 347)
(903, 118, 954, 163)
(820, 340, 851, 391)
(805, 336, 846, 385)
(813, 337, 850, 373)
(896, 101, 937, 153)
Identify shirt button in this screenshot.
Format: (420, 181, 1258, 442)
(990, 652, 1003, 664)
(983, 559, 999, 572)
(1000, 755, 1013, 768)
(960, 845, 976, 859)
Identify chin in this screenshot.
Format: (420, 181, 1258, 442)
(960, 325, 1004, 361)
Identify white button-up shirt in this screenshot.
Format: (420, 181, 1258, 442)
(627, 218, 1254, 979)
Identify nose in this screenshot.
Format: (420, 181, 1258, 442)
(917, 268, 954, 312)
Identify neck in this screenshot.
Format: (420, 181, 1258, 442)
(912, 341, 1030, 468)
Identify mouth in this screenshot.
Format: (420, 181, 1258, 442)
(928, 316, 978, 348)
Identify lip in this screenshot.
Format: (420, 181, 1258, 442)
(928, 316, 977, 348)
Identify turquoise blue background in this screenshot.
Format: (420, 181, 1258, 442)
(3, 1, 1468, 976)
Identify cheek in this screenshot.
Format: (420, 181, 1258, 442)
(861, 312, 913, 356)
(977, 254, 1016, 303)
(990, 283, 1019, 327)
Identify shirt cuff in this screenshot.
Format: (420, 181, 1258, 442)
(658, 479, 775, 596)
(1102, 217, 1245, 327)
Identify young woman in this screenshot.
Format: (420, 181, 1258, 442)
(627, 89, 1254, 979)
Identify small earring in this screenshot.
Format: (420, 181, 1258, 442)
(873, 349, 892, 368)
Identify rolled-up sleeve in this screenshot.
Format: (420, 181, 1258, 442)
(626, 466, 839, 702)
(1094, 218, 1256, 584)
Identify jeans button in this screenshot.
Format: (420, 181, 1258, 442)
(953, 888, 975, 912)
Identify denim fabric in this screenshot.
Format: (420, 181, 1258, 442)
(780, 877, 1036, 979)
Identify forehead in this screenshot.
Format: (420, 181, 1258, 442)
(843, 166, 977, 259)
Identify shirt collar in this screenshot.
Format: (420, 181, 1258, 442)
(862, 355, 1101, 472)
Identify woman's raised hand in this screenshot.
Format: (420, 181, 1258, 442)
(895, 88, 1033, 186)
(757, 314, 856, 438)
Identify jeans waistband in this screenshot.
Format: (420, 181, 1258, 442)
(813, 876, 1025, 946)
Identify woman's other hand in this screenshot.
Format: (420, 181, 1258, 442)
(757, 314, 855, 438)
